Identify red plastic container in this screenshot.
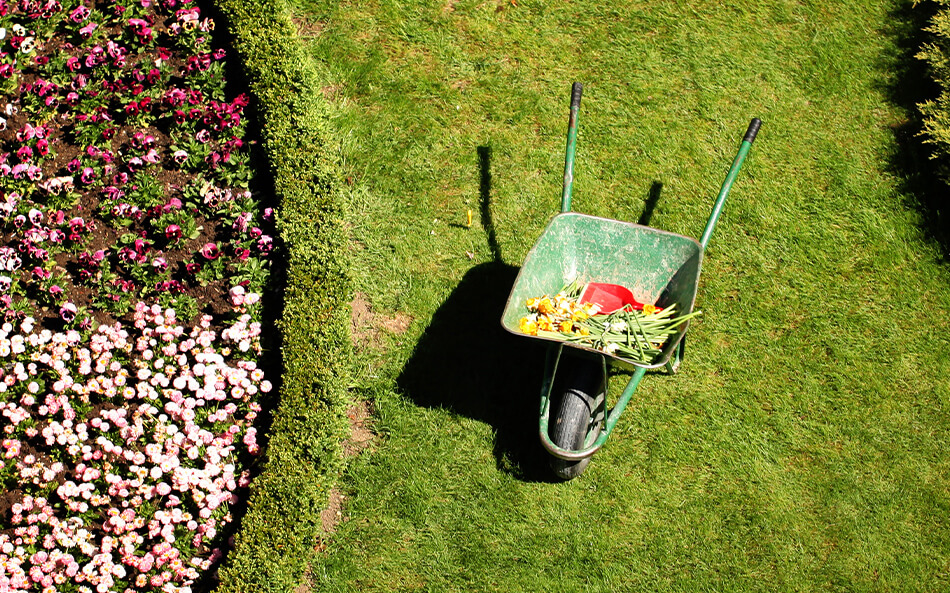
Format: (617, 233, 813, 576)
(579, 282, 644, 313)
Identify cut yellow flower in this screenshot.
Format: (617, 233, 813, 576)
(537, 297, 555, 315)
(519, 317, 538, 335)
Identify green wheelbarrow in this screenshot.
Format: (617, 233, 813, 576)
(500, 83, 761, 479)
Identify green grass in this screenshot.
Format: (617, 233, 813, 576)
(289, 0, 950, 590)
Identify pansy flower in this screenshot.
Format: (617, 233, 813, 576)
(199, 242, 219, 260)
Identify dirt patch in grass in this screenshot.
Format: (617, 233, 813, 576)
(342, 399, 376, 458)
(441, 0, 459, 14)
(305, 399, 376, 581)
(350, 291, 412, 349)
(293, 17, 325, 38)
(319, 489, 345, 541)
(320, 84, 343, 101)
(318, 401, 375, 536)
(293, 296, 392, 580)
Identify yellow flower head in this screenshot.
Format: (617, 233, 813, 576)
(525, 297, 539, 310)
(643, 304, 657, 315)
(538, 316, 554, 332)
(519, 317, 538, 336)
(537, 297, 555, 315)
(558, 320, 574, 333)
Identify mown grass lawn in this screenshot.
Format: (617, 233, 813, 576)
(290, 0, 949, 591)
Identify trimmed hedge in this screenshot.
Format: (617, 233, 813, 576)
(919, 0, 950, 172)
(210, 0, 352, 591)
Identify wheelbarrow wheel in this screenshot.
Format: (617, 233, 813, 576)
(549, 357, 605, 480)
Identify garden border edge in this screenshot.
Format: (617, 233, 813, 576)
(210, 0, 352, 591)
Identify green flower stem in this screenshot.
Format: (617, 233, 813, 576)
(536, 304, 702, 364)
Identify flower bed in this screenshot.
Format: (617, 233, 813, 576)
(0, 0, 276, 590)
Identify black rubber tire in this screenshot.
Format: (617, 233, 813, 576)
(549, 357, 605, 480)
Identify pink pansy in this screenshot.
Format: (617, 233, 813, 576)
(60, 302, 77, 322)
(70, 6, 90, 22)
(79, 22, 98, 38)
(199, 242, 219, 260)
(229, 285, 245, 306)
(79, 166, 96, 184)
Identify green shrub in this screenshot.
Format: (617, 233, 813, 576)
(210, 0, 352, 591)
(919, 0, 950, 170)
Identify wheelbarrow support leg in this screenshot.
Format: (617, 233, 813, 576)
(664, 335, 685, 375)
(539, 345, 647, 462)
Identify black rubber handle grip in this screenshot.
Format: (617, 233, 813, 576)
(571, 82, 583, 111)
(743, 118, 762, 143)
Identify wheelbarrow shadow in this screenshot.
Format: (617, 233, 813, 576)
(397, 146, 554, 481)
(396, 147, 666, 482)
(397, 259, 554, 481)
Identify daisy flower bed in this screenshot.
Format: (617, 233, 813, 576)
(0, 0, 278, 591)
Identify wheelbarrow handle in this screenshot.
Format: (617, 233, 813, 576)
(698, 117, 762, 250)
(571, 81, 583, 112)
(561, 82, 583, 213)
(744, 117, 762, 144)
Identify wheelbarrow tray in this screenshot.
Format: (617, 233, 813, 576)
(501, 212, 703, 369)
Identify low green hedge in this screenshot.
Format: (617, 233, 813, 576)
(210, 0, 352, 591)
(919, 0, 950, 174)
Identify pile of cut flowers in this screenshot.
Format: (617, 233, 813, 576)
(518, 281, 700, 364)
(0, 0, 277, 591)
